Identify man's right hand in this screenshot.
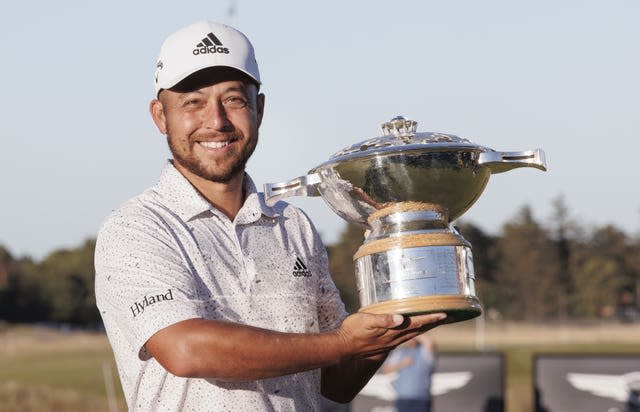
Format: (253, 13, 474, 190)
(333, 311, 447, 361)
(320, 311, 446, 402)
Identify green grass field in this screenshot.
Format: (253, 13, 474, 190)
(0, 349, 114, 395)
(1, 322, 639, 411)
(0, 325, 126, 412)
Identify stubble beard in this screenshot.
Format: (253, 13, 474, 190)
(167, 131, 258, 183)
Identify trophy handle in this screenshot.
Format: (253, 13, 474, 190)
(264, 173, 323, 206)
(478, 148, 547, 174)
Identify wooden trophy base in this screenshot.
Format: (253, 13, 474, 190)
(359, 295, 482, 324)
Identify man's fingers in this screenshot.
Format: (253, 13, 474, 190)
(391, 314, 404, 327)
(392, 312, 447, 330)
(339, 311, 448, 360)
(360, 311, 448, 331)
(356, 313, 404, 330)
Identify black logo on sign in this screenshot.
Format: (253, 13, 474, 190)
(293, 257, 312, 277)
(193, 32, 229, 55)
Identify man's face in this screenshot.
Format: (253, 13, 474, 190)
(151, 76, 264, 183)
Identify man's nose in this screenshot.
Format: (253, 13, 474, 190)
(203, 101, 233, 131)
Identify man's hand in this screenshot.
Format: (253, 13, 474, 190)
(321, 311, 446, 402)
(334, 312, 447, 360)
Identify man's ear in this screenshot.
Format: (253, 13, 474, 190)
(256, 93, 265, 128)
(150, 99, 167, 134)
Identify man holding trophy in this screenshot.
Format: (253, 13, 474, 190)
(95, 20, 448, 411)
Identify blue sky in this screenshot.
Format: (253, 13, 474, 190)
(1, 0, 638, 259)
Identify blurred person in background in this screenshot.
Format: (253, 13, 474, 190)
(382, 334, 436, 412)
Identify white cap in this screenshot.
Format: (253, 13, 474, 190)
(154, 21, 260, 95)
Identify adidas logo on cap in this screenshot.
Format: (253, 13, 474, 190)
(193, 32, 229, 55)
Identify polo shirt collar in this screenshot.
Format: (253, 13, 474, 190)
(239, 176, 280, 224)
(155, 161, 280, 223)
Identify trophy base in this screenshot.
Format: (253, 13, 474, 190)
(359, 295, 482, 324)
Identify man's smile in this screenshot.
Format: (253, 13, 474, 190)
(198, 140, 232, 149)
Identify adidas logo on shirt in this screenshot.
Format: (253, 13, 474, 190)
(193, 32, 229, 55)
(293, 257, 312, 277)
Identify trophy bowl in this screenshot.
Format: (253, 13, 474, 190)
(265, 116, 547, 323)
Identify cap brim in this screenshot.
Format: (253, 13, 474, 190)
(157, 64, 260, 96)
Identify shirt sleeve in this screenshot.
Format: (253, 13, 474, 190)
(95, 206, 206, 359)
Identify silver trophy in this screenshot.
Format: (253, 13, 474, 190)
(265, 116, 547, 323)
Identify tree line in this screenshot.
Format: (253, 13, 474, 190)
(0, 239, 99, 327)
(1, 197, 639, 326)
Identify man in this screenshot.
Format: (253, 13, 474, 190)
(95, 20, 446, 411)
(382, 334, 436, 412)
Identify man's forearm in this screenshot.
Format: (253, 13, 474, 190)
(146, 312, 446, 387)
(146, 318, 347, 381)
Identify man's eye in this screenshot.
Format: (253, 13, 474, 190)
(223, 96, 248, 109)
(179, 99, 200, 109)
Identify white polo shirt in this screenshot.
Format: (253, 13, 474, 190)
(95, 161, 348, 411)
